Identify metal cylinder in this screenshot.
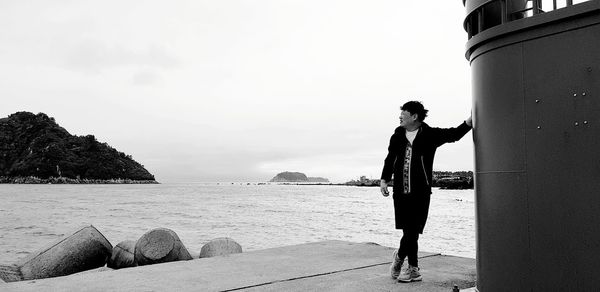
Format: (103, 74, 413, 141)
(463, 1, 600, 291)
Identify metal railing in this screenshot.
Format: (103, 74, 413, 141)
(465, 0, 591, 39)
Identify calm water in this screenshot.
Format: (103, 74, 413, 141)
(0, 183, 475, 264)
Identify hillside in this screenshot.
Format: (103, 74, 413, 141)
(0, 112, 156, 182)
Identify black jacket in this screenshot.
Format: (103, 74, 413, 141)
(381, 121, 472, 194)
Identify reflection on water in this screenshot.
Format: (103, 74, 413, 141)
(0, 183, 475, 263)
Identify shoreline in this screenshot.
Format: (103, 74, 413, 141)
(0, 178, 471, 189)
(0, 176, 159, 184)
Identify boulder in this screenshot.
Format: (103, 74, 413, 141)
(107, 240, 137, 269)
(14, 225, 112, 281)
(199, 237, 242, 258)
(134, 228, 192, 266)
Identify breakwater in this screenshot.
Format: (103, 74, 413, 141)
(3, 240, 477, 291)
(0, 225, 241, 282)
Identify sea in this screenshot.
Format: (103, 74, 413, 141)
(0, 183, 475, 264)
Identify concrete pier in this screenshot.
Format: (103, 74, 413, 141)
(4, 241, 475, 291)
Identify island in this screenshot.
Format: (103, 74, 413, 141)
(0, 112, 157, 184)
(269, 172, 329, 183)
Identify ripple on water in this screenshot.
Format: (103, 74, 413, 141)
(13, 225, 37, 230)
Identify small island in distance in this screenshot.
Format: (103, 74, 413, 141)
(269, 171, 329, 183)
(0, 112, 157, 184)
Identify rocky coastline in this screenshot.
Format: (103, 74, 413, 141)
(0, 176, 158, 184)
(343, 172, 474, 189)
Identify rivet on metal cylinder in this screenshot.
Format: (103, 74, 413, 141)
(575, 122, 579, 126)
(582, 92, 586, 96)
(574, 93, 577, 97)
(584, 121, 588, 124)
(537, 126, 541, 129)
(535, 99, 540, 103)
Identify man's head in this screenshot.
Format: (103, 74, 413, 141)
(399, 101, 428, 130)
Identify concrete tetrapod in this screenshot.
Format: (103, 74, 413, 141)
(134, 228, 193, 266)
(107, 240, 138, 269)
(199, 237, 242, 258)
(0, 225, 112, 282)
(0, 265, 22, 282)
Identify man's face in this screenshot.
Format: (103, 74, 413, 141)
(399, 110, 418, 128)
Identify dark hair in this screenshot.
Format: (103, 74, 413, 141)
(401, 101, 428, 121)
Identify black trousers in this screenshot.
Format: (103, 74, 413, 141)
(397, 228, 419, 267)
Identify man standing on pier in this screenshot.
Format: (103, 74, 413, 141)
(380, 101, 472, 283)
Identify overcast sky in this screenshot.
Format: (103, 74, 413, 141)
(0, 1, 474, 183)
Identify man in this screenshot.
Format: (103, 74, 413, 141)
(380, 101, 472, 283)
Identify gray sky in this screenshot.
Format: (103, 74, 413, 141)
(0, 0, 473, 183)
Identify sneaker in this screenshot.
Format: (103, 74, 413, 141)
(397, 265, 422, 282)
(389, 250, 403, 279)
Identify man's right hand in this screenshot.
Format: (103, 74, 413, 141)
(380, 180, 389, 197)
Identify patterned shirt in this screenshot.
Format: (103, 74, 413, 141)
(402, 129, 418, 194)
(403, 143, 412, 194)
